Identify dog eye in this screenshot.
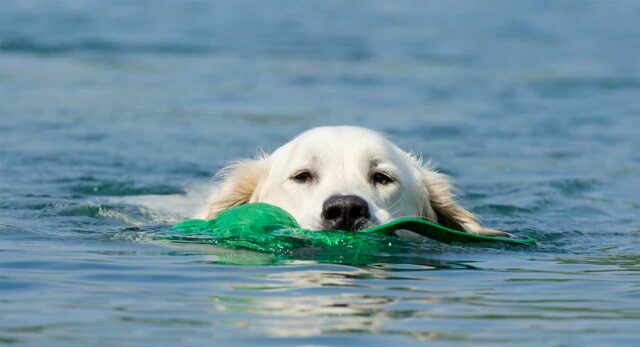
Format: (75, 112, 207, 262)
(291, 170, 313, 183)
(372, 172, 394, 185)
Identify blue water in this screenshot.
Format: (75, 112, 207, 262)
(1, 1, 640, 346)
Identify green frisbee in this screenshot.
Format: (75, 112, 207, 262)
(167, 203, 536, 254)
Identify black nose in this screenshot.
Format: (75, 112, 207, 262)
(321, 195, 370, 231)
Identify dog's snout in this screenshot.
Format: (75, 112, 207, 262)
(321, 195, 370, 231)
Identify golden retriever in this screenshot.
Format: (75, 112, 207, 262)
(198, 126, 507, 236)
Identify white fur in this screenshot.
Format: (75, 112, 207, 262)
(198, 126, 507, 236)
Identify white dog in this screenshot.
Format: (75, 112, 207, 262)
(199, 126, 507, 236)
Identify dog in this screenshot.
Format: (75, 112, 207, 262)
(198, 126, 508, 236)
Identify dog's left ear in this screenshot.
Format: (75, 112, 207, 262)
(203, 157, 269, 219)
(419, 166, 510, 236)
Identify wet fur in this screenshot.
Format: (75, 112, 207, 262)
(199, 127, 508, 236)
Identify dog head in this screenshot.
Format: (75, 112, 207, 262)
(204, 126, 501, 235)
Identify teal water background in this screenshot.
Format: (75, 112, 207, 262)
(1, 1, 639, 346)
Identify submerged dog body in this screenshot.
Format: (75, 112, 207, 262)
(199, 126, 506, 236)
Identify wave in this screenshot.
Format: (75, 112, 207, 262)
(0, 37, 212, 55)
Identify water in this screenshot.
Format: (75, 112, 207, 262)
(1, 0, 639, 345)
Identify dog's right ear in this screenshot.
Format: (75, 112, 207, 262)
(204, 157, 269, 219)
(417, 161, 513, 237)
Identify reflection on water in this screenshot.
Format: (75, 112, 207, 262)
(208, 263, 452, 340)
(203, 260, 640, 342)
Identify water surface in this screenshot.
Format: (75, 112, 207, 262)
(1, 1, 640, 346)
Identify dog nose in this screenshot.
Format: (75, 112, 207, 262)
(321, 195, 370, 231)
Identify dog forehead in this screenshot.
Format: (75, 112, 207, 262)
(298, 126, 388, 143)
(274, 126, 397, 160)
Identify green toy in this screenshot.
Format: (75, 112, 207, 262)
(166, 203, 536, 255)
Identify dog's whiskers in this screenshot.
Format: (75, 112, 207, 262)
(385, 190, 408, 215)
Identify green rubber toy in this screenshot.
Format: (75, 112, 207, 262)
(167, 203, 536, 255)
